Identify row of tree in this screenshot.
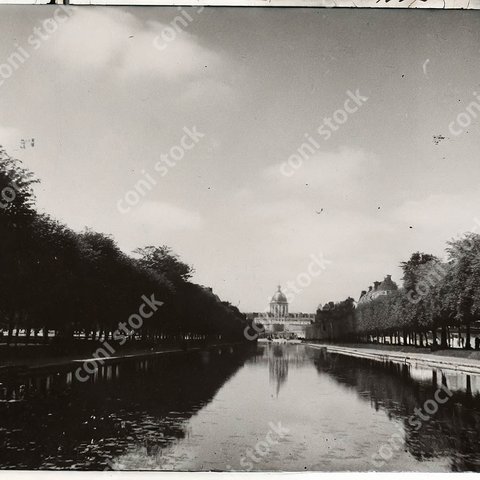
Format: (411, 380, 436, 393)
(0, 148, 252, 346)
(317, 235, 480, 349)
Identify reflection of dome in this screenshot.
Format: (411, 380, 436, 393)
(271, 286, 288, 303)
(269, 346, 289, 397)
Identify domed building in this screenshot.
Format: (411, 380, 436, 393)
(270, 285, 288, 317)
(249, 286, 315, 339)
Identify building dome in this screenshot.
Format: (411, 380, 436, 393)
(271, 285, 288, 303)
(270, 286, 289, 317)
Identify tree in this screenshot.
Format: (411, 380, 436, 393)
(0, 147, 38, 218)
(0, 149, 39, 340)
(445, 234, 480, 349)
(414, 259, 452, 348)
(400, 252, 439, 346)
(400, 252, 438, 292)
(134, 246, 194, 285)
(0, 148, 263, 349)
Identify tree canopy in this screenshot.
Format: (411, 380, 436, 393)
(314, 236, 480, 349)
(0, 148, 250, 346)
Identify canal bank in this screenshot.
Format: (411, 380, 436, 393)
(0, 341, 247, 377)
(306, 343, 480, 375)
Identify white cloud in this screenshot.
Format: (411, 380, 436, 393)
(180, 77, 234, 104)
(45, 9, 219, 80)
(0, 126, 22, 153)
(46, 9, 134, 70)
(132, 201, 202, 231)
(393, 193, 480, 231)
(390, 192, 480, 260)
(122, 23, 218, 80)
(262, 146, 378, 203)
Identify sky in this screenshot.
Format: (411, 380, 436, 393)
(0, 6, 480, 312)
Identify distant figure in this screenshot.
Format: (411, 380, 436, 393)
(475, 338, 480, 350)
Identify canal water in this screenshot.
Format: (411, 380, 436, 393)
(0, 343, 480, 471)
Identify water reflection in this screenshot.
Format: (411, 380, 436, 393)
(1, 344, 480, 470)
(269, 346, 289, 396)
(0, 345, 254, 470)
(314, 348, 480, 471)
(249, 344, 314, 396)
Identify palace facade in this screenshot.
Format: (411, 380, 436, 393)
(247, 286, 315, 339)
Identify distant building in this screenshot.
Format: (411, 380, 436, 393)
(305, 275, 398, 341)
(357, 274, 398, 304)
(249, 286, 315, 339)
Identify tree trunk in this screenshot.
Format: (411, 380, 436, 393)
(441, 325, 448, 349)
(465, 323, 472, 350)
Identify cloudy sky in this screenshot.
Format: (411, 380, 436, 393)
(1, 6, 480, 312)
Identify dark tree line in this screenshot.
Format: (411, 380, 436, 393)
(0, 148, 251, 346)
(315, 234, 480, 350)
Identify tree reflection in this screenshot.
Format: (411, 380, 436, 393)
(0, 345, 255, 470)
(313, 349, 480, 471)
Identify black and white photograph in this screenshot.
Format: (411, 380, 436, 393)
(1, 2, 480, 472)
